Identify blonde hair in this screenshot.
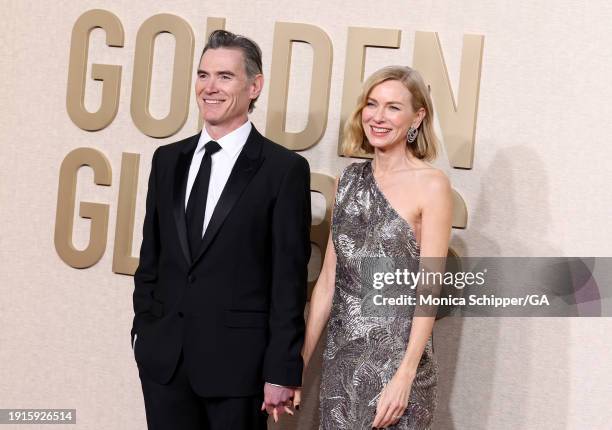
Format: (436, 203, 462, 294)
(342, 66, 439, 161)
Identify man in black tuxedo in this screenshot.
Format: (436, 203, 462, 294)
(131, 30, 311, 429)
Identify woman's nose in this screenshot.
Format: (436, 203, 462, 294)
(373, 107, 385, 122)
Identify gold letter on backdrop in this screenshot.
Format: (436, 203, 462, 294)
(338, 27, 401, 156)
(197, 17, 226, 131)
(131, 14, 194, 138)
(309, 172, 335, 296)
(413, 32, 484, 169)
(451, 190, 468, 229)
(54, 148, 111, 268)
(66, 9, 124, 131)
(113, 153, 140, 275)
(266, 22, 333, 151)
(204, 17, 226, 45)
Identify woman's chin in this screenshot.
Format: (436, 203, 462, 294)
(369, 139, 402, 151)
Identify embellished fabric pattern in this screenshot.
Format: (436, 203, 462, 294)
(320, 161, 437, 430)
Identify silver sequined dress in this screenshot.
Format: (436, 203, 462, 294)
(320, 161, 438, 429)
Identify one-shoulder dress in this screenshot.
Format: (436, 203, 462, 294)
(319, 161, 438, 429)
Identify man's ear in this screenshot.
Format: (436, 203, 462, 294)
(250, 74, 264, 99)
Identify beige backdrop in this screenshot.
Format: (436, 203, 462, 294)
(1, 1, 611, 429)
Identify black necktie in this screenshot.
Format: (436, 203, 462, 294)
(186, 140, 222, 258)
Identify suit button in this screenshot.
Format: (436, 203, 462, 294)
(188, 275, 196, 283)
(178, 312, 184, 318)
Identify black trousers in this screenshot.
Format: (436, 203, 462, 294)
(138, 350, 268, 430)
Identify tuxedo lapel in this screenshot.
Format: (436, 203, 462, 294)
(191, 127, 265, 267)
(172, 133, 200, 265)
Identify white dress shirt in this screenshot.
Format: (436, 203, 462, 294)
(184, 120, 252, 237)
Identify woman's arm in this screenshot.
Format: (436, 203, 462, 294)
(293, 197, 338, 410)
(373, 170, 453, 427)
(301, 176, 340, 369)
(398, 170, 452, 375)
(302, 230, 338, 370)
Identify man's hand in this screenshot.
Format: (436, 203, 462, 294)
(261, 383, 296, 422)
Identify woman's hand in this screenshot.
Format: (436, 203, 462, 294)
(293, 387, 302, 410)
(372, 369, 415, 428)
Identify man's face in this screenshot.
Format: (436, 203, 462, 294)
(195, 48, 262, 136)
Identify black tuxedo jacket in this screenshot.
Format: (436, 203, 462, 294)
(131, 126, 311, 397)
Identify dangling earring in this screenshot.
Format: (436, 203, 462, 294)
(407, 126, 418, 143)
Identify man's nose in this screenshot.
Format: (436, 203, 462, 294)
(204, 77, 218, 93)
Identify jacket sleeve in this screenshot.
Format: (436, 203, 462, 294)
(131, 147, 161, 339)
(263, 155, 311, 387)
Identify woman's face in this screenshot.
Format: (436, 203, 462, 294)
(361, 80, 423, 150)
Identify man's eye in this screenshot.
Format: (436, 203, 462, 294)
(221, 75, 231, 80)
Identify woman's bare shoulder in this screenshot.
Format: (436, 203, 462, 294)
(407, 164, 451, 199)
(399, 159, 449, 187)
(422, 166, 449, 186)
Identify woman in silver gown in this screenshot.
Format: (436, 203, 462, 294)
(295, 66, 453, 429)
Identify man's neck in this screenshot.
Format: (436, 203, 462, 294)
(204, 116, 249, 141)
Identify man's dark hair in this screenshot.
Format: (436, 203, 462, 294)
(201, 30, 263, 112)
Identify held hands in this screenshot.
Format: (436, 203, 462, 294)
(261, 383, 296, 423)
(372, 370, 415, 428)
(287, 372, 306, 414)
(293, 387, 302, 410)
(292, 368, 309, 411)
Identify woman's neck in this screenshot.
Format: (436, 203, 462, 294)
(372, 144, 416, 176)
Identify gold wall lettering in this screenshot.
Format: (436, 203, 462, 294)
(112, 153, 140, 275)
(60, 10, 483, 273)
(197, 17, 226, 131)
(54, 148, 112, 268)
(66, 9, 124, 131)
(265, 22, 333, 151)
(338, 26, 401, 157)
(131, 14, 195, 138)
(309, 172, 336, 295)
(413, 32, 484, 169)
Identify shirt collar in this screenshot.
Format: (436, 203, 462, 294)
(196, 120, 252, 158)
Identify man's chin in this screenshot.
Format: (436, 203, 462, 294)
(200, 115, 224, 126)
